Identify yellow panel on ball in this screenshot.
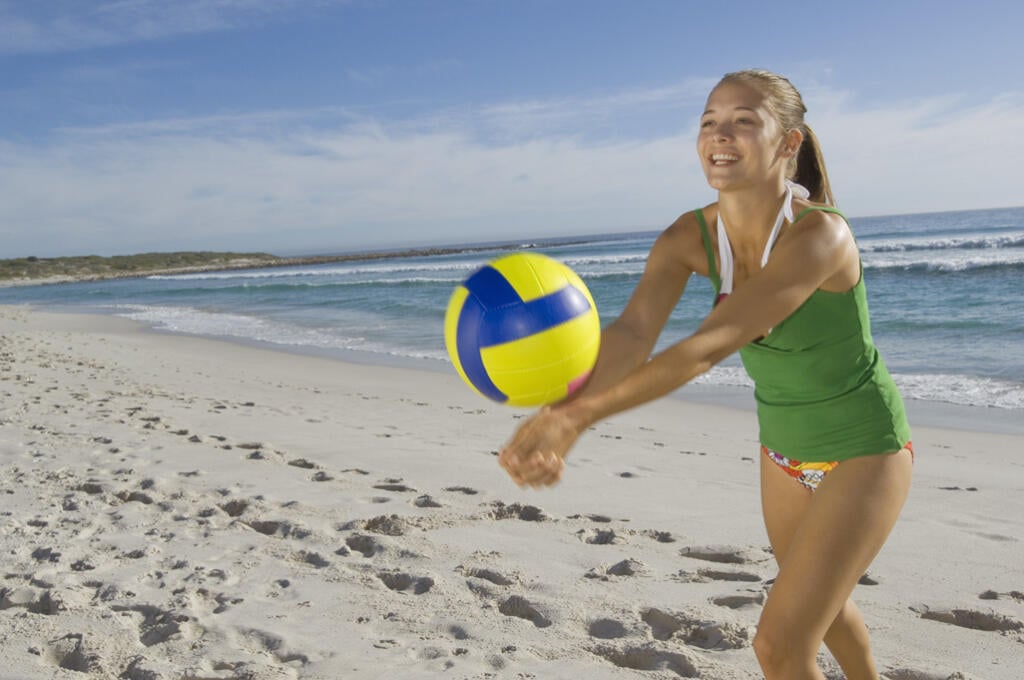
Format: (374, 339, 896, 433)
(443, 284, 473, 389)
(481, 312, 600, 406)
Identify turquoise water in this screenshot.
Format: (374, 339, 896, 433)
(2, 206, 1022, 411)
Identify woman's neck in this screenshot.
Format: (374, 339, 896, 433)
(717, 181, 788, 246)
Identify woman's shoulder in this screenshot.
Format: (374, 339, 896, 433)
(785, 201, 853, 247)
(654, 204, 719, 275)
(663, 203, 719, 239)
(784, 201, 860, 289)
(790, 200, 847, 227)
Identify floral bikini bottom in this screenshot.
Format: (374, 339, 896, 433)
(762, 442, 914, 491)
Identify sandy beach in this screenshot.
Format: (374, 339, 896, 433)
(0, 305, 1021, 679)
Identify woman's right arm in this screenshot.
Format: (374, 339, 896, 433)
(570, 215, 699, 398)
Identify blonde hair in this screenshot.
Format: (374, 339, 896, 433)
(718, 69, 836, 206)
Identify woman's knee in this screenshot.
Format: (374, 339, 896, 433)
(753, 622, 820, 678)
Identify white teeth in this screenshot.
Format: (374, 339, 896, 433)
(711, 153, 739, 164)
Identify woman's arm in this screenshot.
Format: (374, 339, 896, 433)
(499, 209, 856, 487)
(570, 218, 697, 398)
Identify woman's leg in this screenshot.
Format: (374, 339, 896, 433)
(756, 448, 913, 680)
(760, 454, 879, 677)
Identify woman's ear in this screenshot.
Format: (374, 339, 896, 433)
(782, 127, 804, 158)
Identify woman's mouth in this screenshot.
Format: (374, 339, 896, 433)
(710, 153, 739, 166)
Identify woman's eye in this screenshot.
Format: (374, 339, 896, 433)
(700, 120, 714, 128)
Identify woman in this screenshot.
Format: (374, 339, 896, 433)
(498, 69, 913, 680)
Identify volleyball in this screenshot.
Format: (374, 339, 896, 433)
(444, 252, 601, 407)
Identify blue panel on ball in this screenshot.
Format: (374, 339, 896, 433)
(462, 265, 522, 309)
(479, 285, 591, 347)
(454, 291, 508, 403)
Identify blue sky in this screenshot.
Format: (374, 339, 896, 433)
(2, 0, 1023, 258)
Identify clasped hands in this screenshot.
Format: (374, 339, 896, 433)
(497, 405, 583, 488)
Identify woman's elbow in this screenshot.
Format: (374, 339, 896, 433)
(686, 326, 744, 373)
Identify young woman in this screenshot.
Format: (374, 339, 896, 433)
(498, 69, 913, 680)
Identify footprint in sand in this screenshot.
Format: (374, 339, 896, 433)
(215, 497, 248, 518)
(910, 604, 1023, 633)
(679, 545, 772, 565)
(337, 514, 409, 537)
(377, 571, 434, 595)
(373, 480, 417, 493)
(588, 644, 698, 678)
(461, 570, 552, 628)
(577, 528, 624, 545)
(641, 607, 752, 650)
(587, 618, 631, 639)
(641, 529, 675, 543)
(447, 624, 470, 640)
(458, 565, 516, 586)
(674, 567, 764, 584)
(486, 501, 546, 522)
(234, 628, 312, 666)
(568, 513, 614, 523)
(585, 558, 647, 580)
(287, 458, 318, 470)
(413, 494, 443, 508)
(110, 602, 198, 647)
(241, 519, 312, 540)
(291, 550, 331, 568)
(443, 486, 478, 495)
(41, 633, 103, 673)
(498, 595, 552, 628)
(711, 592, 765, 609)
(979, 589, 1024, 602)
(344, 534, 384, 558)
(882, 669, 986, 680)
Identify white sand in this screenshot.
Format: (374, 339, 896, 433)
(1, 305, 1021, 679)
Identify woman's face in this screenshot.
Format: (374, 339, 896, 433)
(697, 80, 789, 192)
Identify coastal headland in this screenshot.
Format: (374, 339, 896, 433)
(0, 242, 549, 287)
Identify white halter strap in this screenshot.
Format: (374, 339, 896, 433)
(716, 180, 809, 295)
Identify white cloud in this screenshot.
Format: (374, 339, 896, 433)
(1, 83, 1021, 258)
(805, 87, 1024, 215)
(477, 79, 712, 140)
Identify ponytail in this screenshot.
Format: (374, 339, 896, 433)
(794, 124, 835, 207)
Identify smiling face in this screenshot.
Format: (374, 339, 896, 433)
(697, 80, 795, 193)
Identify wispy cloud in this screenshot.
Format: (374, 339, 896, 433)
(0, 0, 345, 54)
(476, 79, 713, 142)
(1, 82, 1021, 257)
(804, 87, 1024, 215)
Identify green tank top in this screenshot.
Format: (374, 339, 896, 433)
(695, 206, 911, 462)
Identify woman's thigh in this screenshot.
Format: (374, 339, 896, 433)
(757, 449, 913, 648)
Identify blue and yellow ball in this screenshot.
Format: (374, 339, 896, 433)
(444, 252, 601, 407)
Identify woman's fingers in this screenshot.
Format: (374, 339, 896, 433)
(499, 447, 563, 488)
(498, 407, 574, 488)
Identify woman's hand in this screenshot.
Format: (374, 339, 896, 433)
(498, 405, 583, 488)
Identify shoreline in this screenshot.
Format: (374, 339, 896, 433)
(9, 303, 1024, 437)
(1, 305, 1022, 678)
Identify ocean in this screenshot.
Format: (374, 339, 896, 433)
(3, 205, 1023, 423)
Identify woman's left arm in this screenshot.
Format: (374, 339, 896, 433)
(499, 210, 856, 488)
